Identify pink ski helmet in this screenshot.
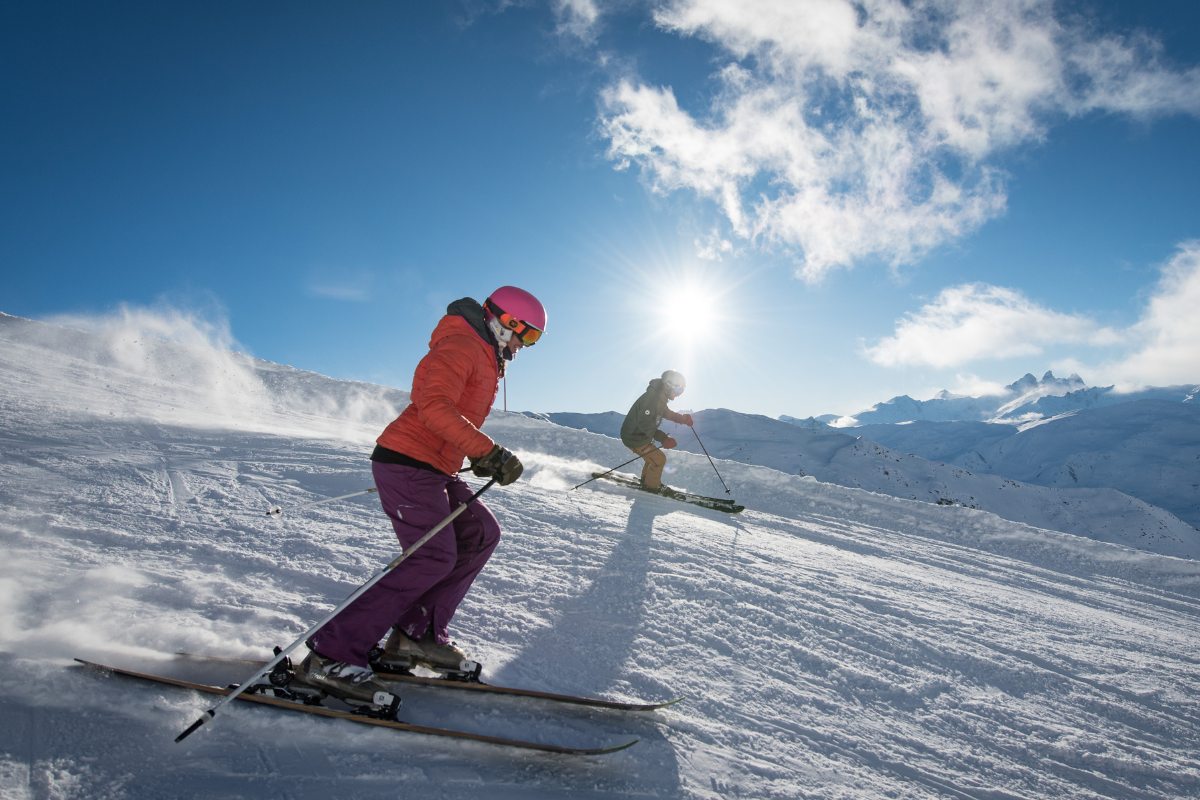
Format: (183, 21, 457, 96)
(484, 286, 547, 346)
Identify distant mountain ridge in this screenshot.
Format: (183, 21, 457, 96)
(823, 371, 1195, 427)
(850, 400, 1200, 531)
(790, 370, 1200, 532)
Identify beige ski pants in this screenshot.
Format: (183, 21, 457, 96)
(632, 443, 667, 490)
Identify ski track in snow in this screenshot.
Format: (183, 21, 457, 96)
(1, 316, 1199, 799)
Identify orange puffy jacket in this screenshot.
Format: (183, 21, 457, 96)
(376, 305, 500, 475)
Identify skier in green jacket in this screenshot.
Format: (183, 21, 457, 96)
(620, 370, 693, 494)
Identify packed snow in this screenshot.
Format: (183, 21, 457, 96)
(1, 311, 1199, 800)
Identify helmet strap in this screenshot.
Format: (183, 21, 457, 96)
(487, 316, 514, 346)
(487, 316, 517, 366)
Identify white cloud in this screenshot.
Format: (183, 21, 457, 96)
(1102, 242, 1200, 387)
(553, 0, 601, 40)
(1065, 29, 1200, 117)
(948, 373, 1011, 398)
(308, 284, 371, 302)
(862, 283, 1120, 368)
(597, 0, 1200, 279)
(865, 243, 1200, 385)
(306, 270, 373, 302)
(695, 229, 734, 261)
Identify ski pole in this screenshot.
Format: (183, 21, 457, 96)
(176, 477, 498, 743)
(691, 426, 732, 496)
(266, 487, 378, 516)
(570, 454, 643, 490)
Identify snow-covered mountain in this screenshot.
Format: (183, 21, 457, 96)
(825, 370, 1195, 427)
(2, 312, 1200, 799)
(797, 370, 1200, 532)
(858, 401, 1200, 530)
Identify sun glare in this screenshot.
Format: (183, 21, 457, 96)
(661, 283, 720, 345)
(596, 235, 753, 379)
(637, 260, 751, 359)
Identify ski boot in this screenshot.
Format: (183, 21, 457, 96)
(293, 651, 401, 717)
(373, 630, 482, 681)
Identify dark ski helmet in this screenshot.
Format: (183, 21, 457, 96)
(483, 286, 547, 346)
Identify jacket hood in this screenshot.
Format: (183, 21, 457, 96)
(439, 297, 506, 371)
(445, 298, 492, 341)
(646, 377, 666, 394)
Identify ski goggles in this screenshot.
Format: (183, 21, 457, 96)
(485, 300, 543, 346)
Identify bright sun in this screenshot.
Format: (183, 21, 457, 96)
(661, 283, 720, 345)
(611, 240, 750, 363)
(645, 267, 745, 354)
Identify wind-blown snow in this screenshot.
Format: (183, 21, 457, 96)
(1, 312, 1198, 799)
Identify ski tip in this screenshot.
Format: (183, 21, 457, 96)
(592, 738, 639, 755)
(615, 695, 685, 711)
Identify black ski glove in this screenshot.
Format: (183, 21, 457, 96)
(470, 444, 524, 486)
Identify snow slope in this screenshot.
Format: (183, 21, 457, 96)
(2, 312, 1199, 800)
(860, 401, 1200, 531)
(795, 371, 1200, 536)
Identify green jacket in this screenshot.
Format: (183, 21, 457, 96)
(621, 378, 684, 449)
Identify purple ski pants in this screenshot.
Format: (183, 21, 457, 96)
(309, 462, 501, 667)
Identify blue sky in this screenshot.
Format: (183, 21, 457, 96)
(4, 1, 1199, 419)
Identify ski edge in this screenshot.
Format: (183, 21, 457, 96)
(74, 658, 638, 756)
(171, 652, 682, 711)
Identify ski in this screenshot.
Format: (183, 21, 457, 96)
(173, 651, 682, 712)
(591, 472, 744, 513)
(374, 669, 682, 710)
(75, 659, 638, 756)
